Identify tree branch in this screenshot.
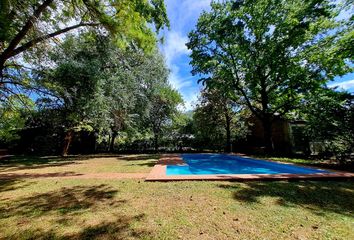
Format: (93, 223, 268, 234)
(222, 43, 262, 119)
(0, 0, 54, 61)
(10, 23, 100, 58)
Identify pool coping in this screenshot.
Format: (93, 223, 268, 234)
(145, 154, 354, 181)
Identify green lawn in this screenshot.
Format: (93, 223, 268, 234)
(0, 154, 353, 240)
(253, 155, 354, 172)
(0, 154, 159, 175)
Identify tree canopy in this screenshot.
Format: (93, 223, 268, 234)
(193, 87, 248, 152)
(187, 0, 353, 152)
(302, 88, 354, 160)
(27, 32, 182, 155)
(0, 0, 169, 103)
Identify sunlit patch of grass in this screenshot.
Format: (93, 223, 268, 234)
(268, 157, 315, 164)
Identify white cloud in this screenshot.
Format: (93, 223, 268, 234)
(178, 88, 201, 112)
(328, 79, 354, 90)
(183, 90, 200, 111)
(162, 31, 191, 66)
(168, 64, 193, 90)
(161, 30, 192, 90)
(160, 0, 212, 110)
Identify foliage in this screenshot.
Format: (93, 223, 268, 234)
(23, 32, 182, 154)
(162, 112, 195, 151)
(0, 94, 34, 144)
(193, 88, 249, 151)
(302, 88, 354, 160)
(40, 34, 105, 126)
(0, 0, 169, 103)
(187, 0, 353, 152)
(147, 86, 183, 150)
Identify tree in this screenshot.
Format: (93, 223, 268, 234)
(35, 32, 176, 155)
(103, 47, 171, 152)
(0, 0, 169, 101)
(38, 34, 111, 155)
(46, 38, 101, 156)
(187, 0, 353, 152)
(193, 88, 248, 152)
(0, 94, 34, 144)
(166, 112, 195, 151)
(148, 86, 183, 151)
(302, 88, 354, 161)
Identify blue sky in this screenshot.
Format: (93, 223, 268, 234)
(159, 0, 354, 111)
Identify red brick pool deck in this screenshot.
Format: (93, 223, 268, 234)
(145, 154, 354, 181)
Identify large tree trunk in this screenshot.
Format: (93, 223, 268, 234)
(225, 110, 232, 153)
(109, 131, 118, 152)
(262, 118, 274, 153)
(62, 129, 73, 156)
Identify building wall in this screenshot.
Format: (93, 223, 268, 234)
(237, 116, 292, 154)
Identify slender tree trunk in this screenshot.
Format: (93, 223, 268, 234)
(109, 131, 117, 152)
(62, 129, 73, 156)
(107, 134, 111, 152)
(0, 59, 5, 78)
(153, 133, 159, 152)
(262, 118, 274, 153)
(225, 110, 231, 153)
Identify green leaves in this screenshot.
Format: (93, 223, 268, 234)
(30, 31, 182, 152)
(0, 94, 34, 143)
(1, 0, 170, 107)
(193, 88, 249, 150)
(302, 88, 354, 159)
(188, 0, 352, 120)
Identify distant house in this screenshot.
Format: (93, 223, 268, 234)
(235, 116, 308, 155)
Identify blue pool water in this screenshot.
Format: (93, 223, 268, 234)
(166, 154, 330, 175)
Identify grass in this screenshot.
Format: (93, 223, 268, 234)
(0, 154, 353, 239)
(0, 154, 159, 175)
(252, 155, 354, 172)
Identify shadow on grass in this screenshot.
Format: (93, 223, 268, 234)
(116, 154, 159, 168)
(127, 161, 157, 168)
(0, 184, 152, 239)
(219, 181, 354, 216)
(11, 214, 150, 240)
(0, 154, 159, 173)
(0, 184, 120, 218)
(0, 179, 32, 194)
(116, 154, 159, 161)
(0, 172, 84, 179)
(0, 155, 82, 173)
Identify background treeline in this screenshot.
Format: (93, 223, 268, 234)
(186, 0, 354, 162)
(1, 33, 183, 155)
(1, 0, 354, 162)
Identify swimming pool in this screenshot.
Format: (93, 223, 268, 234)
(166, 154, 330, 175)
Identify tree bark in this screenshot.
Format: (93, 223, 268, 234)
(224, 110, 232, 153)
(0, 0, 54, 69)
(153, 133, 159, 152)
(62, 129, 74, 156)
(109, 131, 118, 152)
(262, 118, 274, 153)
